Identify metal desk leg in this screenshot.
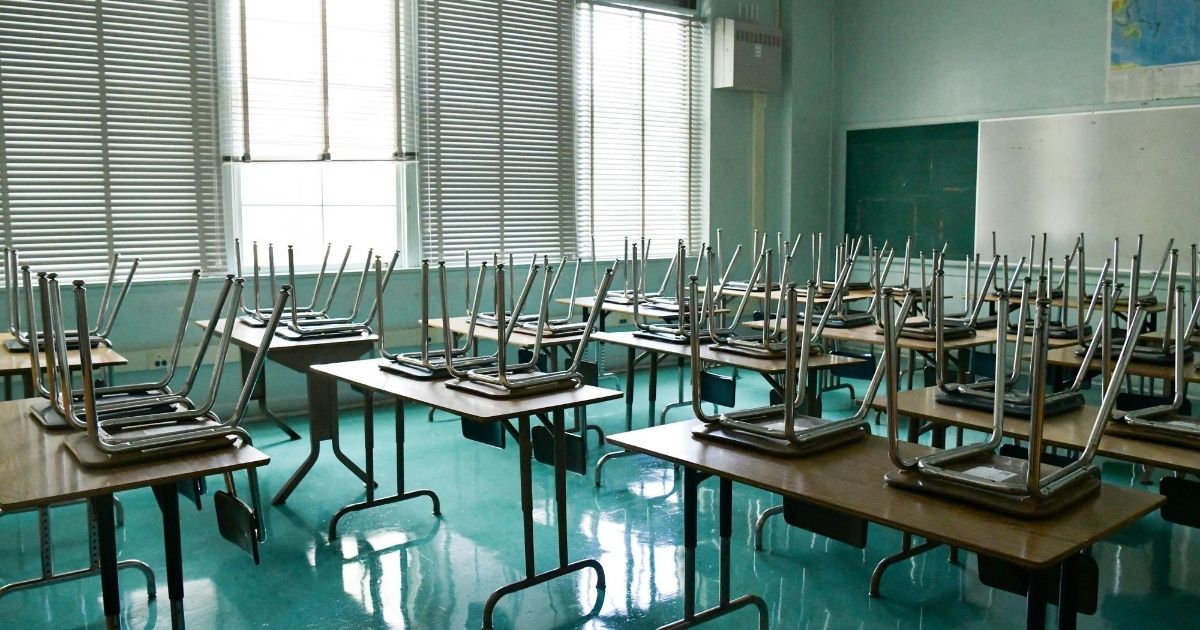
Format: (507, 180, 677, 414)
(328, 394, 441, 540)
(806, 368, 822, 417)
(90, 493, 121, 630)
(753, 505, 784, 550)
(648, 352, 659, 426)
(869, 532, 943, 597)
(1056, 555, 1079, 630)
(482, 413, 605, 630)
(0, 502, 155, 602)
(1027, 566, 1049, 629)
(242, 347, 301, 441)
(4, 374, 11, 400)
(660, 468, 767, 630)
(152, 484, 185, 629)
(273, 371, 372, 505)
(593, 347, 643, 487)
(624, 346, 636, 431)
(659, 355, 694, 423)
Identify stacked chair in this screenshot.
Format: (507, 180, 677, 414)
(18, 262, 291, 562)
(632, 240, 735, 344)
(444, 260, 615, 399)
(376, 257, 492, 379)
(5, 247, 138, 351)
(934, 264, 1091, 418)
(1107, 285, 1200, 447)
(690, 254, 915, 455)
(882, 275, 1148, 518)
(235, 239, 390, 341)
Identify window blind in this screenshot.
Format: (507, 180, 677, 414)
(0, 0, 225, 280)
(576, 1, 704, 260)
(417, 0, 576, 263)
(219, 0, 407, 161)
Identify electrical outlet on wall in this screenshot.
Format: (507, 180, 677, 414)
(153, 353, 168, 368)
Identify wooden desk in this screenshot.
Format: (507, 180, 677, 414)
(712, 285, 876, 303)
(590, 331, 867, 486)
(1142, 330, 1200, 349)
(745, 319, 1077, 353)
(872, 385, 1200, 475)
(304, 359, 621, 630)
(594, 330, 864, 421)
(197, 319, 377, 444)
(608, 420, 1161, 630)
(0, 397, 269, 629)
(558, 295, 675, 320)
(1045, 346, 1200, 384)
(425, 315, 585, 349)
(0, 332, 128, 399)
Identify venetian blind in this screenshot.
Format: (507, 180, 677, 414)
(218, 0, 408, 161)
(0, 0, 225, 280)
(417, 0, 576, 262)
(576, 1, 704, 260)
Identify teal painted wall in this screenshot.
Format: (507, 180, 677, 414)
(830, 0, 1200, 236)
(704, 0, 837, 281)
(837, 0, 1110, 126)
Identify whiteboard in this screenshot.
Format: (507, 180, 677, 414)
(975, 105, 1200, 268)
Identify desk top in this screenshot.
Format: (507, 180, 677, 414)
(1045, 346, 1200, 383)
(197, 319, 377, 375)
(743, 321, 1077, 353)
(744, 320, 999, 353)
(712, 286, 875, 304)
(592, 331, 865, 373)
(976, 293, 1169, 313)
(608, 420, 1162, 569)
(555, 296, 674, 319)
(871, 386, 1200, 475)
(0, 333, 128, 377)
(425, 316, 585, 348)
(198, 319, 377, 351)
(1142, 330, 1200, 349)
(0, 398, 269, 511)
(312, 358, 622, 422)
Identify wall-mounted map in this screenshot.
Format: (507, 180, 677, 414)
(1108, 0, 1200, 101)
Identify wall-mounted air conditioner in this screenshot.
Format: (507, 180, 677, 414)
(713, 17, 782, 93)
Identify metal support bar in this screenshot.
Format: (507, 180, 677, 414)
(658, 467, 767, 630)
(753, 504, 784, 550)
(481, 413, 606, 629)
(273, 371, 376, 505)
(241, 347, 300, 440)
(327, 391, 441, 540)
(869, 533, 943, 597)
(0, 503, 155, 601)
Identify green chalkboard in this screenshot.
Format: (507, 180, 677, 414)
(844, 122, 977, 260)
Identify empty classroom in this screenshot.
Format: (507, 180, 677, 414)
(3, 1, 1200, 628)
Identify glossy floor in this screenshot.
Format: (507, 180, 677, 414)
(2, 370, 1199, 629)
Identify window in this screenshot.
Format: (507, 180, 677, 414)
(416, 0, 577, 263)
(218, 0, 412, 266)
(0, 0, 225, 280)
(576, 1, 705, 260)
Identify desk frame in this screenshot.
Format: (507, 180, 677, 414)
(302, 361, 620, 629)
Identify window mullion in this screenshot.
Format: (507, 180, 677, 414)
(319, 0, 330, 160)
(237, 0, 250, 160)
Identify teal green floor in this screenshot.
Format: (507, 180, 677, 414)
(3, 368, 1200, 629)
